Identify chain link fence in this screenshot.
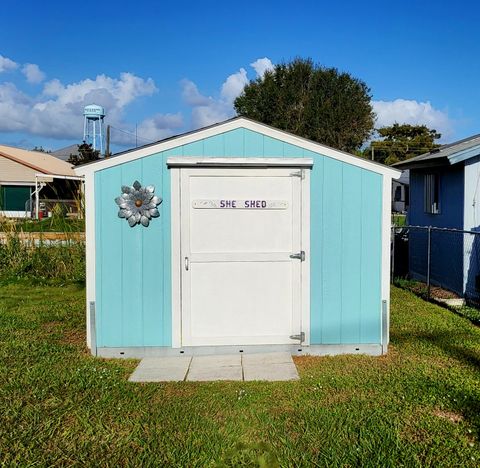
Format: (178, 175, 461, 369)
(391, 225, 480, 306)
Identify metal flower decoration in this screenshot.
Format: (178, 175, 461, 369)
(115, 180, 162, 227)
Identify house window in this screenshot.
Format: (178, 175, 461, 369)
(394, 185, 402, 202)
(424, 174, 440, 214)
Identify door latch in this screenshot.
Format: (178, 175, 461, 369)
(184, 257, 189, 271)
(289, 251, 305, 261)
(289, 332, 305, 342)
(290, 170, 304, 179)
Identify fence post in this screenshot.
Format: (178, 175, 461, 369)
(391, 227, 395, 283)
(426, 226, 432, 300)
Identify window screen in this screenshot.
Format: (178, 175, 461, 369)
(0, 186, 32, 211)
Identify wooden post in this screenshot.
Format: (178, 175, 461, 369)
(105, 125, 110, 158)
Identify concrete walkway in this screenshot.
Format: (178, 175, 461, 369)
(129, 352, 299, 382)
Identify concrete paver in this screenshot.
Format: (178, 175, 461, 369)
(243, 362, 299, 381)
(242, 352, 293, 365)
(129, 352, 300, 382)
(189, 354, 241, 368)
(129, 356, 191, 382)
(186, 365, 243, 381)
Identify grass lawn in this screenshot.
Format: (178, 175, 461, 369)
(0, 284, 479, 466)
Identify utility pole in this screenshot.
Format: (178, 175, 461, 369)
(105, 125, 111, 158)
(371, 145, 375, 161)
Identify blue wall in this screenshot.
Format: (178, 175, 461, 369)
(408, 165, 464, 294)
(95, 128, 384, 347)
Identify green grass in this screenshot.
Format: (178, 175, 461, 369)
(392, 213, 407, 226)
(9, 217, 85, 233)
(395, 278, 480, 325)
(0, 284, 479, 466)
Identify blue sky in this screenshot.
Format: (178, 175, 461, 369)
(0, 0, 479, 152)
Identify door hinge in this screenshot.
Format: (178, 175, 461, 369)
(290, 332, 305, 342)
(290, 170, 304, 179)
(290, 251, 305, 261)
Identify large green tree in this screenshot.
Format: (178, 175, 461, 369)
(234, 58, 375, 152)
(67, 142, 101, 166)
(366, 124, 441, 165)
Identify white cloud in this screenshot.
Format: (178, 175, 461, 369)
(373, 99, 453, 139)
(0, 72, 169, 144)
(135, 113, 183, 142)
(0, 54, 18, 73)
(183, 57, 273, 128)
(181, 79, 211, 106)
(22, 63, 45, 83)
(250, 57, 274, 78)
(220, 68, 248, 103)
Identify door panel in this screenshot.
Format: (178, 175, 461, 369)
(180, 168, 302, 346)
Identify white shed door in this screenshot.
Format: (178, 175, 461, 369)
(180, 167, 303, 346)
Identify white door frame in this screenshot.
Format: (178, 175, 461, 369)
(169, 157, 311, 348)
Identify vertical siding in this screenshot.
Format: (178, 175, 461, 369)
(409, 166, 464, 296)
(95, 128, 383, 347)
(321, 158, 343, 343)
(340, 165, 362, 343)
(359, 171, 382, 343)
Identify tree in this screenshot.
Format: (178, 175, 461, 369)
(67, 142, 101, 166)
(31, 146, 50, 153)
(365, 124, 441, 165)
(234, 58, 375, 152)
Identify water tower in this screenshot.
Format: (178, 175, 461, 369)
(83, 104, 106, 154)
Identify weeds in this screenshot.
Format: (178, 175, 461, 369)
(0, 215, 85, 282)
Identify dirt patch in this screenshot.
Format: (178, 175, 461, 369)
(42, 321, 62, 332)
(61, 328, 85, 346)
(433, 409, 464, 423)
(408, 282, 460, 300)
(430, 286, 461, 300)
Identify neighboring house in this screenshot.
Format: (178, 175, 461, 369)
(394, 134, 480, 299)
(51, 144, 79, 162)
(392, 170, 409, 213)
(0, 144, 80, 218)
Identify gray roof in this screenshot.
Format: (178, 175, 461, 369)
(51, 144, 79, 161)
(394, 134, 480, 169)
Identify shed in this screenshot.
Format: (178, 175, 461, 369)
(75, 117, 400, 357)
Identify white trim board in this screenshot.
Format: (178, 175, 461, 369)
(96, 344, 384, 358)
(167, 157, 314, 167)
(84, 172, 96, 349)
(74, 117, 401, 179)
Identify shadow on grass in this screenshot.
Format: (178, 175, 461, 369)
(393, 329, 480, 433)
(393, 329, 480, 369)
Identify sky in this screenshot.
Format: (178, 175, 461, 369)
(0, 0, 479, 153)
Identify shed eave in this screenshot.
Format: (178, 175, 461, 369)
(74, 117, 401, 179)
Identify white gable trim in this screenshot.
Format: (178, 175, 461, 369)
(74, 118, 401, 179)
(166, 157, 314, 167)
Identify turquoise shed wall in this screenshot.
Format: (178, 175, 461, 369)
(95, 128, 383, 347)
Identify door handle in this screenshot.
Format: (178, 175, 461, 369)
(185, 257, 189, 271)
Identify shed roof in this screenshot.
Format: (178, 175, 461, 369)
(0, 144, 75, 177)
(74, 117, 401, 179)
(393, 134, 480, 169)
